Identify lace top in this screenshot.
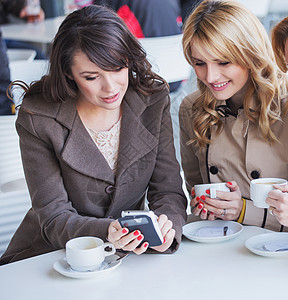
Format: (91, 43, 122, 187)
(87, 118, 121, 172)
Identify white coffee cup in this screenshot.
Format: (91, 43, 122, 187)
(66, 236, 116, 272)
(194, 182, 230, 199)
(250, 178, 287, 208)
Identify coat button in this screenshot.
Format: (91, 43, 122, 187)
(209, 166, 218, 175)
(105, 185, 115, 194)
(251, 170, 260, 179)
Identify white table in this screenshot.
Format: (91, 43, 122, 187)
(1, 16, 65, 44)
(0, 226, 287, 300)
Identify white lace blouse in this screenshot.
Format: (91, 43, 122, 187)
(86, 118, 121, 172)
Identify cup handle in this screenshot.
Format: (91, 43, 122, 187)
(103, 242, 116, 257)
(210, 188, 217, 199)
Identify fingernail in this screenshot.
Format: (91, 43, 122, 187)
(227, 182, 232, 185)
(191, 190, 195, 197)
(144, 242, 148, 248)
(122, 228, 128, 234)
(202, 208, 207, 213)
(210, 212, 214, 215)
(205, 189, 210, 195)
(198, 204, 203, 209)
(201, 195, 206, 200)
(137, 235, 143, 241)
(196, 196, 200, 201)
(134, 230, 140, 236)
(163, 238, 166, 243)
(198, 201, 204, 206)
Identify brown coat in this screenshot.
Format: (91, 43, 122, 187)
(0, 85, 187, 265)
(180, 91, 288, 231)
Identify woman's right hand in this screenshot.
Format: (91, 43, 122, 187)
(190, 182, 243, 221)
(107, 220, 149, 255)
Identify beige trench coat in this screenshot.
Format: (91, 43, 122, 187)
(0, 84, 187, 265)
(180, 91, 288, 231)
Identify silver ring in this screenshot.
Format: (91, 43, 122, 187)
(221, 209, 226, 216)
(268, 206, 275, 216)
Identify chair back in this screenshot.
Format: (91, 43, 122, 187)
(9, 59, 49, 106)
(7, 49, 37, 63)
(138, 34, 192, 84)
(0, 115, 27, 193)
(0, 189, 31, 256)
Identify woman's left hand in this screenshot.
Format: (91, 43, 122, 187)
(266, 184, 288, 226)
(201, 181, 243, 221)
(151, 214, 175, 252)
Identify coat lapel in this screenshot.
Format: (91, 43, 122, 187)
(116, 88, 158, 178)
(58, 102, 115, 184)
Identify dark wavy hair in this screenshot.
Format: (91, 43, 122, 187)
(24, 5, 166, 102)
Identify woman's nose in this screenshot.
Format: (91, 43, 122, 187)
(102, 74, 115, 91)
(206, 64, 221, 83)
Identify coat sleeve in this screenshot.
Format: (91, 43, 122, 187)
(15, 109, 114, 249)
(179, 95, 204, 193)
(146, 93, 187, 253)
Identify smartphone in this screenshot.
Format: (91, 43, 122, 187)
(118, 211, 163, 247)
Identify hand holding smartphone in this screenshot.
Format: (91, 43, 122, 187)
(118, 211, 164, 247)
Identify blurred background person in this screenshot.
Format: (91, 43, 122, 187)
(271, 16, 288, 73)
(0, 0, 46, 59)
(0, 30, 12, 115)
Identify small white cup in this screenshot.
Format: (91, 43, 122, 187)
(66, 236, 116, 272)
(250, 178, 287, 208)
(194, 182, 230, 199)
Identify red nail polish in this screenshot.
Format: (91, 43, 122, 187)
(163, 238, 166, 243)
(210, 212, 214, 215)
(201, 195, 206, 200)
(198, 204, 203, 209)
(137, 235, 143, 241)
(196, 196, 200, 201)
(198, 201, 204, 206)
(144, 243, 148, 248)
(191, 190, 195, 197)
(205, 189, 210, 195)
(134, 230, 140, 236)
(227, 182, 232, 185)
(202, 208, 207, 213)
(122, 228, 128, 234)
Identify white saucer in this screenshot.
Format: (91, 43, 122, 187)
(53, 254, 121, 279)
(245, 232, 288, 257)
(182, 220, 243, 243)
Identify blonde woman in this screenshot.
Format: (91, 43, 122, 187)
(271, 16, 288, 73)
(179, 0, 288, 230)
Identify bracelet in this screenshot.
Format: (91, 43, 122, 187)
(237, 198, 246, 224)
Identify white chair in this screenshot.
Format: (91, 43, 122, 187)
(0, 189, 31, 256)
(138, 34, 192, 84)
(0, 115, 27, 193)
(7, 49, 37, 63)
(9, 59, 49, 107)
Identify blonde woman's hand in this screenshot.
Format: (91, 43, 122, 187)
(190, 187, 216, 220)
(195, 181, 243, 221)
(266, 184, 288, 227)
(107, 220, 149, 255)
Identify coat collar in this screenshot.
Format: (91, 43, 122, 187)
(21, 85, 165, 182)
(59, 86, 161, 182)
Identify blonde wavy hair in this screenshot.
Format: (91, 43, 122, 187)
(182, 0, 288, 148)
(271, 17, 288, 73)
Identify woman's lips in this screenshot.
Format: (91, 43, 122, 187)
(211, 81, 230, 91)
(101, 92, 120, 104)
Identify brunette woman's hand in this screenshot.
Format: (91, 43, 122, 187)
(107, 220, 149, 255)
(150, 214, 175, 252)
(266, 184, 288, 227)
